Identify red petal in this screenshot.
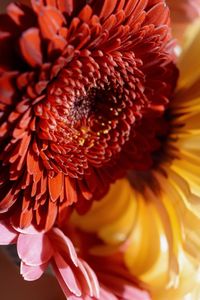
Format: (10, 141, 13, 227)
(48, 35, 67, 55)
(99, 0, 118, 19)
(56, 0, 74, 15)
(20, 28, 42, 67)
(64, 176, 78, 205)
(0, 187, 18, 213)
(48, 172, 63, 202)
(78, 5, 93, 22)
(45, 200, 58, 230)
(146, 2, 169, 26)
(19, 208, 33, 228)
(38, 6, 66, 39)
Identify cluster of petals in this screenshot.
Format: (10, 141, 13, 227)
(0, 219, 151, 299)
(0, 0, 178, 230)
(0, 220, 100, 299)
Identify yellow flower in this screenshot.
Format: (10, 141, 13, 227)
(72, 21, 200, 300)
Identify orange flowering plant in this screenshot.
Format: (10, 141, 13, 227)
(0, 1, 199, 299)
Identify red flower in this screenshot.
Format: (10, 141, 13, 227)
(0, 0, 177, 230)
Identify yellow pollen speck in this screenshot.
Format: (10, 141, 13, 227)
(103, 129, 109, 134)
(79, 138, 85, 146)
(81, 126, 88, 134)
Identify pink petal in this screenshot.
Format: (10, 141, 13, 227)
(79, 259, 100, 299)
(67, 296, 85, 300)
(20, 261, 48, 281)
(17, 232, 53, 266)
(51, 260, 76, 298)
(100, 286, 118, 300)
(50, 228, 78, 266)
(53, 252, 82, 297)
(0, 221, 17, 245)
(101, 273, 150, 300)
(122, 285, 150, 300)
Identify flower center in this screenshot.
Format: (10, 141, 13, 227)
(34, 64, 136, 177)
(70, 94, 95, 123)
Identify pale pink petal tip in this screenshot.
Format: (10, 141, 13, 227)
(0, 221, 17, 245)
(52, 228, 79, 267)
(17, 233, 53, 266)
(54, 252, 82, 297)
(80, 259, 100, 299)
(20, 261, 48, 281)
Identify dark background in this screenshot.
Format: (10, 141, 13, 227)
(0, 0, 11, 12)
(0, 0, 29, 12)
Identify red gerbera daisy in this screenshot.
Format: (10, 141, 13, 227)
(0, 0, 177, 230)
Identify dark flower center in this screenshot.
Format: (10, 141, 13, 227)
(70, 93, 95, 123)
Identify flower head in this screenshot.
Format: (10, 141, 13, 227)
(72, 19, 200, 299)
(0, 0, 177, 230)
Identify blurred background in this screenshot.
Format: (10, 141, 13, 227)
(0, 0, 29, 12)
(0, 0, 11, 12)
